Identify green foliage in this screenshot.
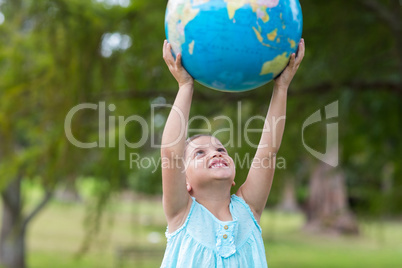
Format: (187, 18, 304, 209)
(0, 0, 401, 264)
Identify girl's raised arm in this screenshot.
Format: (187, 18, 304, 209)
(236, 39, 305, 222)
(161, 40, 193, 230)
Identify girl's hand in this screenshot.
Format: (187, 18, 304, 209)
(163, 40, 194, 88)
(274, 38, 305, 89)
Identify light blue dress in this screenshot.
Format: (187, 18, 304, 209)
(161, 194, 268, 268)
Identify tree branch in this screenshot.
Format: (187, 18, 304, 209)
(99, 81, 402, 102)
(296, 81, 402, 96)
(0, 192, 10, 211)
(22, 190, 53, 229)
(0, 178, 22, 212)
(360, 0, 402, 81)
(360, 0, 401, 32)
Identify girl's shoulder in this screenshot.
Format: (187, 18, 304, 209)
(165, 196, 195, 238)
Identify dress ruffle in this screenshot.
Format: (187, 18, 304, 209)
(215, 220, 237, 258)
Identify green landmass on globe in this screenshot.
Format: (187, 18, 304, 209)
(165, 0, 303, 92)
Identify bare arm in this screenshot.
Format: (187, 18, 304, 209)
(236, 39, 305, 221)
(161, 40, 194, 228)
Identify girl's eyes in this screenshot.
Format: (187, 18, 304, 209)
(195, 150, 204, 157)
(217, 148, 226, 153)
(194, 148, 226, 157)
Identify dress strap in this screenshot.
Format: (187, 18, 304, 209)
(231, 194, 262, 233)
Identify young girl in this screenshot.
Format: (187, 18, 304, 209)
(160, 39, 305, 267)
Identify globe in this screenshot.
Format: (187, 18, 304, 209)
(165, 0, 303, 92)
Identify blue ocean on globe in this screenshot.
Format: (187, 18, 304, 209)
(165, 0, 303, 92)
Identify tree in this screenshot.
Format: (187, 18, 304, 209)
(304, 149, 359, 235)
(301, 0, 400, 232)
(0, 0, 146, 266)
(1, 0, 401, 267)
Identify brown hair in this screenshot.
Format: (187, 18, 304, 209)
(184, 134, 213, 156)
(185, 134, 213, 146)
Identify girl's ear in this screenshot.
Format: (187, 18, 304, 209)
(186, 183, 192, 192)
(232, 181, 236, 186)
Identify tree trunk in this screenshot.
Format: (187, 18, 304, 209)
(55, 179, 82, 203)
(0, 178, 26, 268)
(277, 178, 300, 212)
(304, 162, 359, 235)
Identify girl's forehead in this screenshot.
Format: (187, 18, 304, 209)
(188, 136, 222, 148)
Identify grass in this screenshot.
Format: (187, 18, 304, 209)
(261, 213, 402, 268)
(2, 191, 402, 268)
(26, 196, 167, 268)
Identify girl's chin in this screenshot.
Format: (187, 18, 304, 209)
(211, 175, 234, 181)
(209, 169, 235, 180)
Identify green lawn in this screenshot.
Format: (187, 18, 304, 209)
(2, 195, 402, 268)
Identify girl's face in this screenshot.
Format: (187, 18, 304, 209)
(185, 136, 235, 191)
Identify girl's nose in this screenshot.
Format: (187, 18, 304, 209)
(212, 152, 222, 158)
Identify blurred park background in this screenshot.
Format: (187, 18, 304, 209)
(0, 0, 401, 267)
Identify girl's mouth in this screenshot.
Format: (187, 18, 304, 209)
(209, 159, 229, 169)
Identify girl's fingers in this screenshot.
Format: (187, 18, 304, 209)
(163, 41, 175, 66)
(289, 53, 296, 68)
(162, 40, 169, 62)
(162, 40, 167, 58)
(295, 39, 305, 64)
(175, 53, 182, 67)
